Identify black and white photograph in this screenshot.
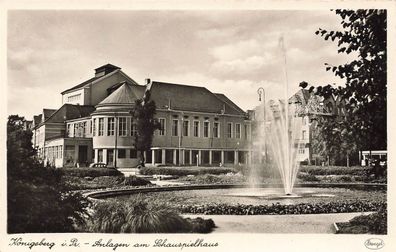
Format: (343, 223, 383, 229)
(1, 1, 394, 251)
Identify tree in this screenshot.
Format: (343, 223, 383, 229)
(131, 90, 161, 167)
(7, 115, 90, 233)
(301, 9, 386, 164)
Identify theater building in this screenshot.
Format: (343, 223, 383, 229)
(32, 64, 252, 168)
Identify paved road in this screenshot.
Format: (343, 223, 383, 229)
(183, 212, 371, 233)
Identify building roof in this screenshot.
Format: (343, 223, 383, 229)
(98, 82, 146, 105)
(45, 104, 95, 124)
(43, 109, 57, 119)
(61, 76, 101, 95)
(61, 64, 123, 95)
(149, 81, 246, 116)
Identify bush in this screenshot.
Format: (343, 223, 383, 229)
(60, 167, 122, 177)
(63, 175, 125, 190)
(85, 197, 215, 233)
(123, 176, 152, 186)
(300, 165, 371, 176)
(348, 206, 387, 234)
(178, 174, 246, 184)
(297, 173, 320, 182)
(139, 167, 236, 176)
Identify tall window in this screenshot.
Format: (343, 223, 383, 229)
(90, 120, 93, 134)
(244, 124, 250, 140)
(213, 122, 220, 138)
(131, 119, 137, 136)
(172, 119, 178, 136)
(203, 121, 210, 138)
(227, 123, 233, 138)
(118, 149, 126, 158)
(98, 118, 104, 136)
(193, 121, 200, 137)
(302, 130, 306, 140)
(159, 118, 166, 136)
(67, 124, 71, 137)
(92, 119, 96, 136)
(235, 123, 241, 139)
(183, 120, 189, 137)
(98, 149, 103, 162)
(119, 117, 127, 136)
(107, 117, 115, 136)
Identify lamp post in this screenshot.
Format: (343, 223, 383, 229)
(257, 87, 267, 165)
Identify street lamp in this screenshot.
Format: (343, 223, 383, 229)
(257, 87, 267, 164)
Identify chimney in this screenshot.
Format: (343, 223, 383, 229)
(94, 64, 121, 77)
(145, 78, 151, 85)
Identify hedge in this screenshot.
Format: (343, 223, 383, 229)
(139, 167, 236, 176)
(299, 165, 371, 176)
(60, 167, 123, 177)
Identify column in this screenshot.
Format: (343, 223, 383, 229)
(103, 149, 108, 165)
(209, 150, 213, 165)
(161, 149, 166, 165)
(181, 149, 185, 165)
(221, 150, 225, 165)
(198, 150, 202, 166)
(234, 150, 239, 165)
(173, 149, 177, 165)
(189, 150, 193, 165)
(152, 149, 155, 166)
(94, 149, 98, 163)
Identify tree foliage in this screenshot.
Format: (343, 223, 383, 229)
(131, 90, 161, 166)
(7, 115, 90, 233)
(302, 9, 386, 163)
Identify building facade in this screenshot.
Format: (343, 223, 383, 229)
(32, 64, 252, 168)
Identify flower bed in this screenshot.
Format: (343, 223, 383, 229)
(60, 167, 122, 177)
(336, 206, 387, 234)
(177, 201, 385, 215)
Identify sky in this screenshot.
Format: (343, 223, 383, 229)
(7, 10, 354, 120)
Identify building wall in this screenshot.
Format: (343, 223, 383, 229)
(62, 89, 85, 105)
(152, 110, 251, 150)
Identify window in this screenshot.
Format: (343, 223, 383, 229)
(244, 124, 249, 140)
(302, 130, 306, 140)
(118, 117, 127, 136)
(131, 119, 137, 136)
(172, 119, 178, 136)
(90, 120, 93, 133)
(204, 121, 210, 138)
(298, 148, 305, 154)
(67, 93, 81, 103)
(67, 124, 71, 137)
(130, 149, 137, 158)
(159, 118, 166, 136)
(193, 121, 200, 137)
(213, 122, 220, 138)
(227, 123, 233, 138)
(83, 121, 87, 135)
(183, 120, 189, 137)
(93, 119, 96, 136)
(235, 124, 241, 139)
(107, 117, 115, 136)
(98, 149, 103, 162)
(58, 146, 63, 158)
(98, 118, 104, 136)
(118, 149, 126, 158)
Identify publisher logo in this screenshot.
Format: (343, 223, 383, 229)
(365, 238, 384, 250)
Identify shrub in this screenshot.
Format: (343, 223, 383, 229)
(60, 167, 122, 177)
(179, 174, 246, 184)
(297, 173, 320, 182)
(300, 165, 371, 176)
(139, 167, 236, 176)
(348, 206, 387, 234)
(85, 196, 216, 233)
(63, 175, 125, 190)
(123, 176, 152, 186)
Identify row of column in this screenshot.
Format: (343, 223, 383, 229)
(151, 149, 252, 166)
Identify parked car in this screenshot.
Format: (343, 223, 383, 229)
(89, 163, 107, 168)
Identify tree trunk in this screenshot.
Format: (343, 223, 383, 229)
(140, 151, 145, 167)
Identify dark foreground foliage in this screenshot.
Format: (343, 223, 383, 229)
(177, 201, 386, 215)
(83, 198, 215, 233)
(7, 115, 90, 233)
(123, 175, 152, 186)
(338, 205, 387, 234)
